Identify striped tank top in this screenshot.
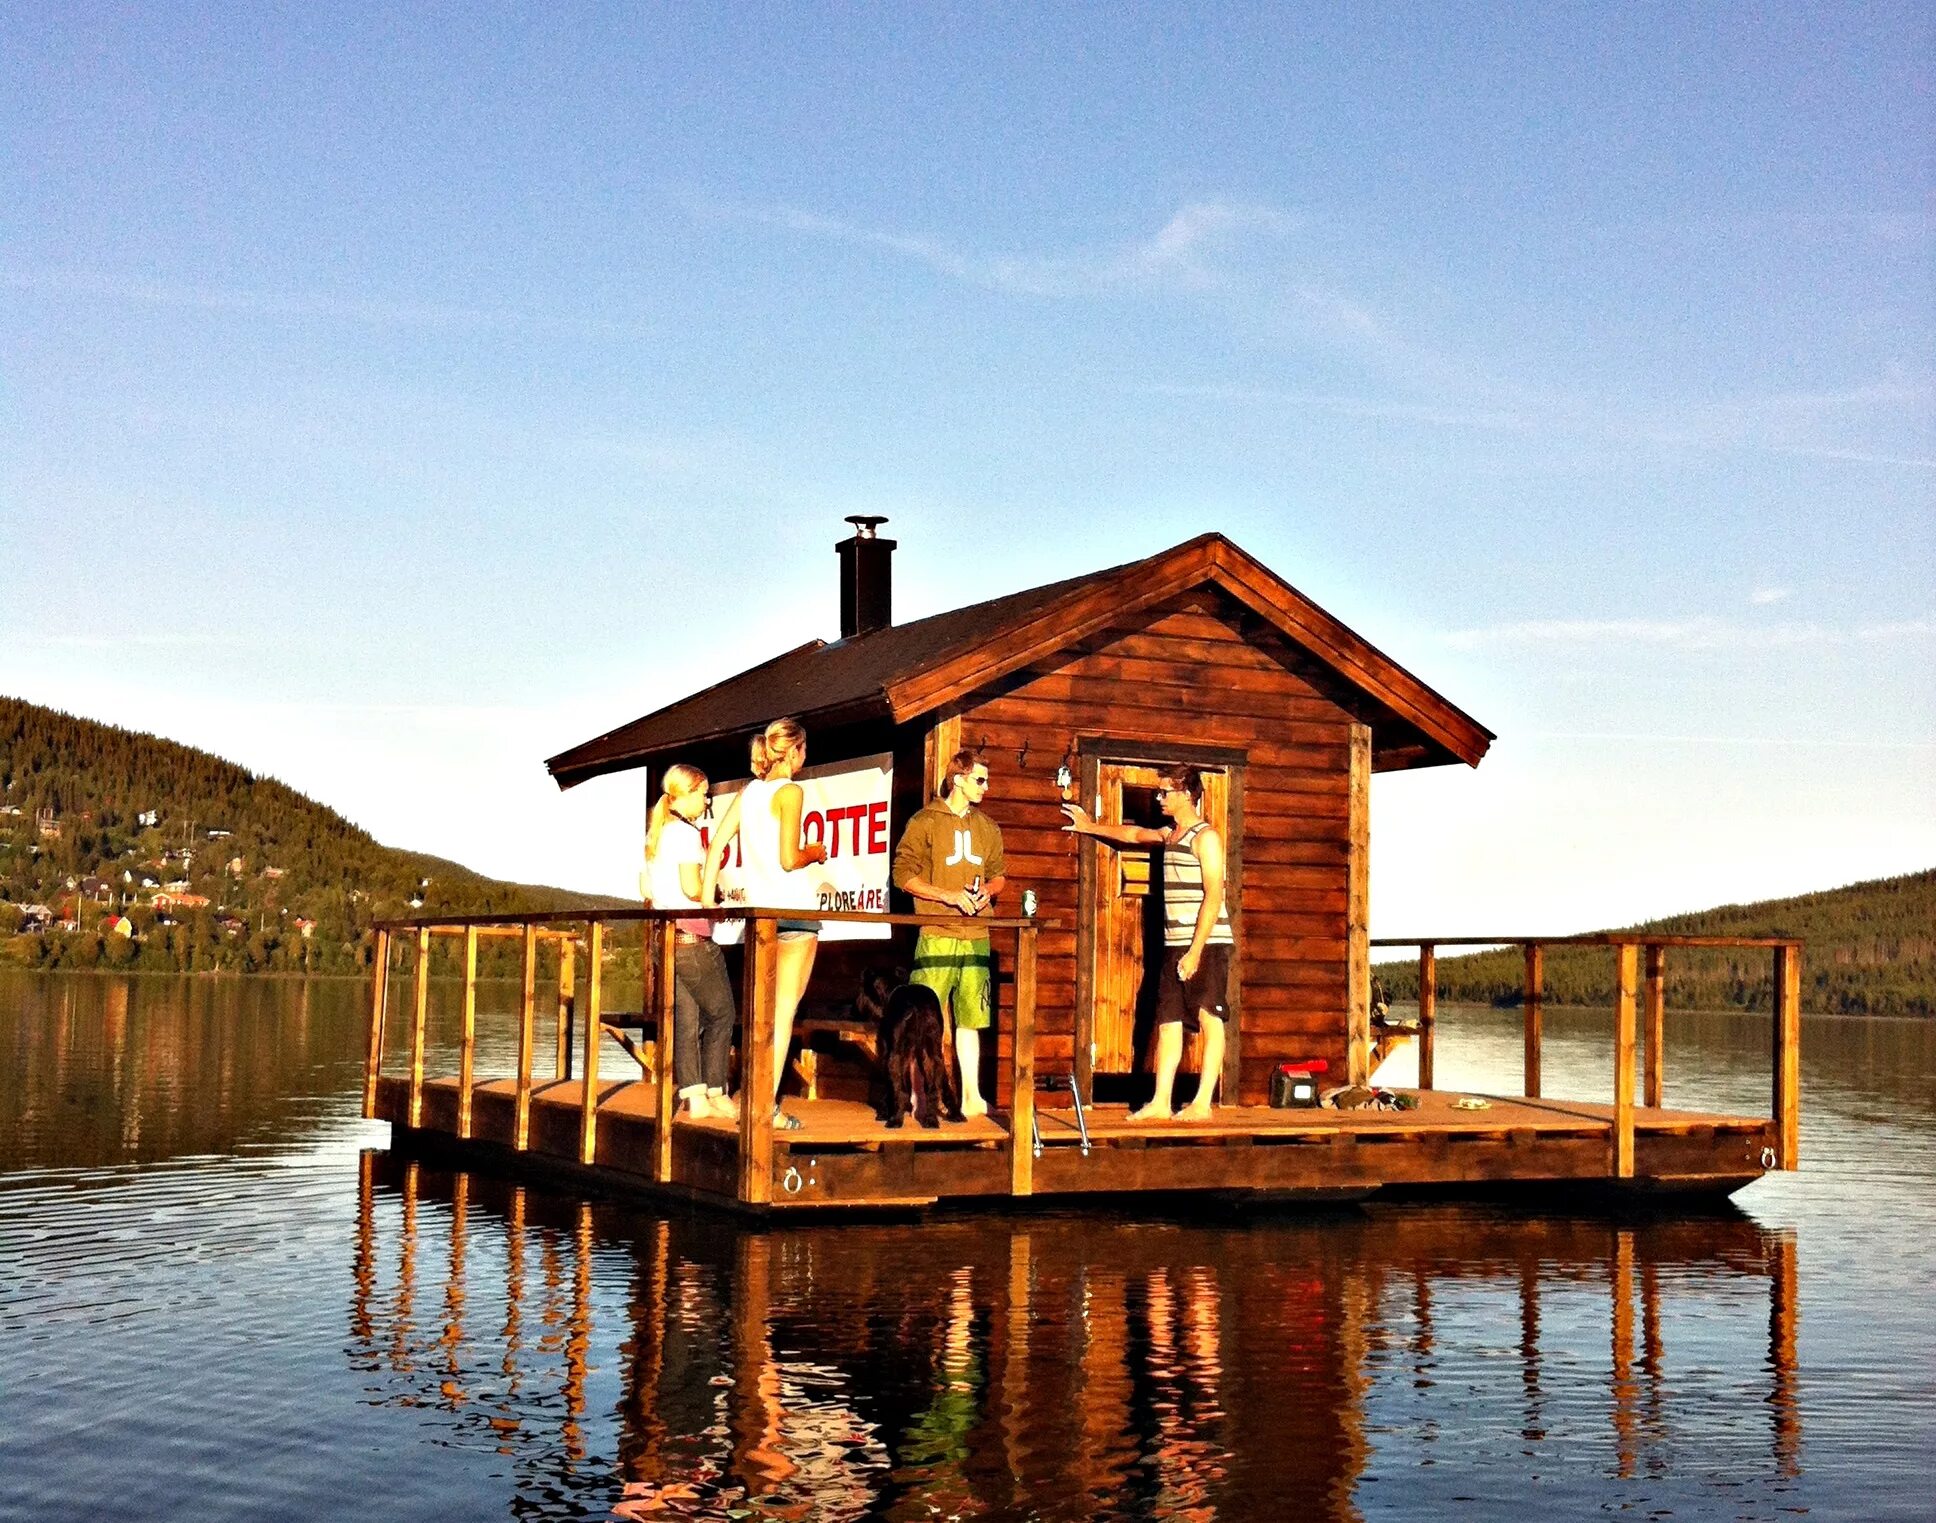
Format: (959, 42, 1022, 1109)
(1162, 822, 1234, 948)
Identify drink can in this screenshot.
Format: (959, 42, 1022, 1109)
(1022, 889, 1038, 917)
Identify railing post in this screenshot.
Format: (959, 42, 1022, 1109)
(1009, 924, 1038, 1198)
(362, 928, 391, 1119)
(556, 935, 575, 1080)
(515, 923, 537, 1150)
(1773, 944, 1802, 1170)
(1417, 943, 1437, 1091)
(408, 926, 431, 1127)
(1522, 942, 1543, 1099)
(737, 916, 778, 1205)
(1643, 945, 1666, 1109)
(457, 925, 478, 1139)
(1612, 942, 1638, 1177)
(652, 919, 676, 1184)
(578, 921, 603, 1165)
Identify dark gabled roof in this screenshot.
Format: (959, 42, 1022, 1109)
(546, 533, 1494, 788)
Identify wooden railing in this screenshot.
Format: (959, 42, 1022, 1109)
(1370, 935, 1803, 1178)
(361, 907, 1046, 1205)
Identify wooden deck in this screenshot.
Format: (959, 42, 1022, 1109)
(374, 1072, 1779, 1212)
(363, 908, 1799, 1215)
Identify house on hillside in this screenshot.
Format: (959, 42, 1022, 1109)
(547, 520, 1491, 1105)
(151, 891, 210, 913)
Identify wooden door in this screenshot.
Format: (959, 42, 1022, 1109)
(1082, 758, 1233, 1092)
(1091, 762, 1164, 1076)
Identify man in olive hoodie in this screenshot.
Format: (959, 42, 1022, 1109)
(892, 750, 1006, 1118)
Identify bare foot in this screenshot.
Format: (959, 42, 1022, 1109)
(1129, 1102, 1173, 1122)
(960, 1094, 989, 1119)
(1175, 1103, 1214, 1122)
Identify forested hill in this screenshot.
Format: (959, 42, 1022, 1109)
(1376, 869, 1935, 1018)
(0, 696, 625, 972)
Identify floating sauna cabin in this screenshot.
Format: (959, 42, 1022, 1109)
(545, 519, 1494, 1107)
(367, 519, 1801, 1211)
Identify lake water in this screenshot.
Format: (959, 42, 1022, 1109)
(1, 971, 1931, 1521)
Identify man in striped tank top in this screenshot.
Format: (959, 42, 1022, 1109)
(1062, 765, 1234, 1120)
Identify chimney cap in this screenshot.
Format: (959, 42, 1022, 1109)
(844, 514, 890, 540)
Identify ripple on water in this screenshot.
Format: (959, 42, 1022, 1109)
(3, 982, 1936, 1521)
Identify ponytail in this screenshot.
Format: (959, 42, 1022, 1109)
(644, 763, 709, 892)
(749, 716, 807, 780)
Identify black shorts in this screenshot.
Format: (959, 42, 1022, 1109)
(1154, 942, 1232, 1034)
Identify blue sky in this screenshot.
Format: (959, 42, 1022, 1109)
(3, 3, 1930, 932)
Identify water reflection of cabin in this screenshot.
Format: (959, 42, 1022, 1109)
(545, 520, 1492, 1105)
(351, 1153, 1803, 1516)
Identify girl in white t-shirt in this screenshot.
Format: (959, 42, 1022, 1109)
(644, 764, 738, 1120)
(700, 717, 827, 1129)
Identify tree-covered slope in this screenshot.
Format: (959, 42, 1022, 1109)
(1375, 869, 1935, 1017)
(0, 696, 624, 972)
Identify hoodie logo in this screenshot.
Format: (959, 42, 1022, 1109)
(944, 829, 984, 868)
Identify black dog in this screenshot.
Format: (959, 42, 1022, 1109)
(858, 967, 963, 1129)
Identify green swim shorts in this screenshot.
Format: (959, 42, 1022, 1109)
(910, 930, 994, 1032)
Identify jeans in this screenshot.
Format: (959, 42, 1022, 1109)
(673, 940, 737, 1094)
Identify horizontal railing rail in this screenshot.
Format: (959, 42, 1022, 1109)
(1370, 934, 1802, 1178)
(373, 906, 1043, 932)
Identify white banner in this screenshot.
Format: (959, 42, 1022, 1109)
(701, 751, 894, 942)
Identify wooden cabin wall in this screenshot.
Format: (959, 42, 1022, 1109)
(956, 591, 1358, 1106)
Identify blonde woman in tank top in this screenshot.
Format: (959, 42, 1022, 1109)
(700, 717, 827, 1129)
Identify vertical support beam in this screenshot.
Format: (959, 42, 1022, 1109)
(1345, 723, 1372, 1087)
(408, 925, 431, 1127)
(578, 921, 603, 1165)
(737, 916, 778, 1205)
(1642, 944, 1666, 1109)
(652, 920, 678, 1184)
(1522, 942, 1544, 1099)
(1773, 943, 1802, 1170)
(1416, 944, 1437, 1092)
(457, 925, 478, 1139)
(515, 923, 537, 1151)
(924, 714, 963, 798)
(556, 935, 575, 1080)
(362, 928, 391, 1118)
(1009, 924, 1038, 1197)
(1612, 942, 1638, 1178)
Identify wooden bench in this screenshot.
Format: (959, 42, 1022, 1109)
(589, 1003, 879, 1101)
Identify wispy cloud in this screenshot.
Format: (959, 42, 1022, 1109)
(707, 198, 1295, 296)
(1749, 587, 1792, 606)
(1134, 379, 1534, 433)
(2, 269, 640, 338)
(8, 630, 226, 651)
(1524, 730, 1936, 749)
(1441, 615, 1936, 651)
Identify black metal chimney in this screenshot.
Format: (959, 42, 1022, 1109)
(836, 516, 895, 638)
